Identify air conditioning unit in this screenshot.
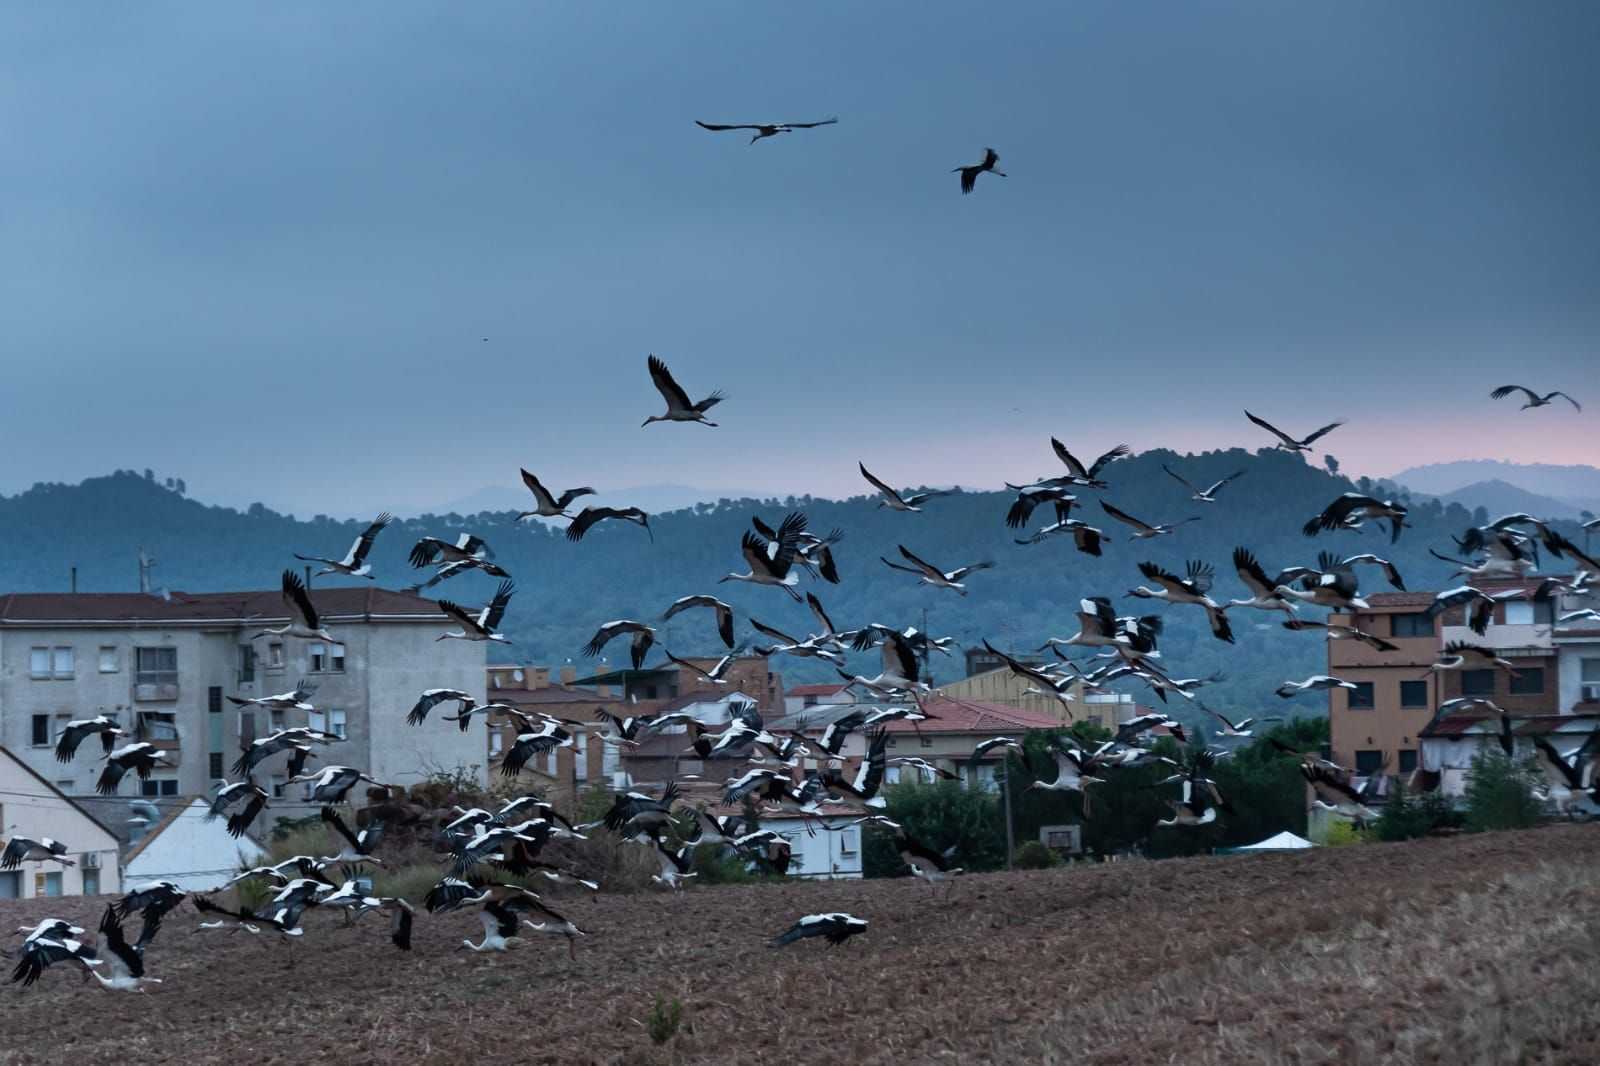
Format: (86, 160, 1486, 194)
(81, 852, 101, 869)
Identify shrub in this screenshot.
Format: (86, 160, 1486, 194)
(1374, 788, 1429, 842)
(647, 996, 682, 1045)
(1324, 819, 1369, 847)
(1013, 841, 1062, 869)
(1464, 746, 1543, 832)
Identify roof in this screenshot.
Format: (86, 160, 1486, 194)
(73, 794, 195, 851)
(0, 586, 444, 626)
(567, 667, 677, 686)
(1420, 713, 1600, 738)
(120, 797, 195, 866)
(1360, 592, 1439, 608)
(787, 684, 851, 698)
(0, 747, 120, 841)
(493, 685, 624, 707)
(876, 696, 1067, 735)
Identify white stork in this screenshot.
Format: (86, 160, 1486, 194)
(515, 469, 595, 520)
(1490, 384, 1580, 411)
(1, 836, 75, 869)
(1163, 464, 1245, 503)
(642, 354, 725, 426)
(1275, 675, 1358, 699)
(252, 570, 342, 644)
(285, 765, 388, 804)
(1127, 560, 1235, 643)
(437, 580, 515, 644)
(406, 688, 474, 726)
(661, 594, 736, 649)
(953, 147, 1006, 194)
(294, 512, 392, 579)
(772, 913, 868, 947)
(1244, 409, 1343, 453)
(858, 462, 951, 512)
(880, 544, 994, 595)
(696, 115, 838, 143)
(52, 714, 128, 763)
(96, 742, 171, 796)
(565, 506, 652, 542)
(1099, 501, 1201, 540)
(582, 620, 657, 670)
(720, 511, 807, 599)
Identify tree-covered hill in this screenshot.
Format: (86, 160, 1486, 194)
(1, 451, 1572, 725)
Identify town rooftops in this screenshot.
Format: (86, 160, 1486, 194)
(1359, 592, 1441, 609)
(876, 696, 1068, 734)
(787, 683, 851, 698)
(0, 587, 444, 627)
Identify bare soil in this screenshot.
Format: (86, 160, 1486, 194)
(3, 826, 1598, 1065)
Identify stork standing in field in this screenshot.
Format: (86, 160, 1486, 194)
(880, 544, 994, 595)
(953, 147, 1005, 194)
(253, 570, 342, 644)
(642, 355, 725, 426)
(1244, 410, 1343, 453)
(53, 714, 127, 763)
(859, 462, 951, 512)
(1490, 385, 1581, 411)
(772, 913, 868, 948)
(515, 469, 595, 520)
(720, 511, 807, 600)
(437, 580, 515, 644)
(1163, 464, 1245, 503)
(696, 115, 838, 143)
(294, 512, 392, 579)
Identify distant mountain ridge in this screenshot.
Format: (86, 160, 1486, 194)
(1387, 460, 1600, 516)
(0, 459, 1589, 724)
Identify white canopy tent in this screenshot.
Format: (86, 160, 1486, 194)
(1229, 830, 1316, 851)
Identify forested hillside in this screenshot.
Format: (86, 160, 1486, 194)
(1, 450, 1569, 723)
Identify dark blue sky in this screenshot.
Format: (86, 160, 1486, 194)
(3, 2, 1595, 515)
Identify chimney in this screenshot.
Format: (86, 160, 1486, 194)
(560, 665, 576, 685)
(71, 566, 77, 594)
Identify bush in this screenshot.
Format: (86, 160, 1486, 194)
(1013, 841, 1062, 869)
(1374, 788, 1429, 842)
(863, 780, 1003, 878)
(1324, 819, 1369, 847)
(647, 997, 682, 1045)
(1464, 746, 1544, 832)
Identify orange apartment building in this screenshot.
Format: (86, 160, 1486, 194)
(1326, 578, 1560, 776)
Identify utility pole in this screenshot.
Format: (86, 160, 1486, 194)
(1000, 761, 1016, 870)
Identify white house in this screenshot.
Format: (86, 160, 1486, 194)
(117, 796, 267, 891)
(0, 746, 122, 899)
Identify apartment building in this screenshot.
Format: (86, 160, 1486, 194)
(0, 587, 486, 802)
(1327, 578, 1562, 776)
(0, 746, 123, 898)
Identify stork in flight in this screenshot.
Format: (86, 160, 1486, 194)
(294, 512, 392, 579)
(695, 115, 837, 143)
(565, 505, 652, 543)
(1490, 385, 1580, 411)
(515, 469, 595, 520)
(1244, 410, 1343, 453)
(1099, 501, 1201, 540)
(642, 355, 725, 426)
(953, 147, 1005, 194)
(662, 594, 736, 649)
(880, 544, 994, 595)
(771, 913, 868, 948)
(859, 462, 951, 512)
(437, 580, 515, 644)
(720, 510, 808, 600)
(582, 620, 657, 670)
(252, 570, 341, 644)
(1163, 464, 1245, 503)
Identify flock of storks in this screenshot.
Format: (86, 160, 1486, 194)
(5, 183, 1594, 991)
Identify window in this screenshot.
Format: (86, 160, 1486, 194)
(309, 643, 327, 672)
(839, 829, 858, 854)
(1400, 680, 1429, 708)
(55, 780, 73, 794)
(140, 779, 179, 797)
(0, 872, 20, 899)
(1503, 601, 1532, 626)
(329, 646, 345, 673)
(52, 647, 73, 678)
(920, 735, 933, 748)
(30, 647, 50, 678)
(309, 709, 347, 740)
(1509, 668, 1544, 696)
(269, 775, 286, 799)
(238, 644, 256, 684)
(1581, 658, 1600, 702)
(1461, 670, 1496, 697)
(136, 711, 178, 742)
(1391, 613, 1434, 638)
(1398, 749, 1418, 773)
(1533, 598, 1554, 625)
(884, 765, 901, 785)
(1355, 750, 1385, 774)
(208, 753, 225, 778)
(886, 735, 898, 747)
(30, 647, 73, 679)
(41, 872, 63, 897)
(31, 715, 51, 747)
(489, 730, 504, 757)
(81, 869, 99, 895)
(268, 642, 284, 668)
(206, 686, 223, 714)
(238, 710, 257, 744)
(1347, 682, 1375, 710)
(134, 647, 177, 685)
(99, 646, 119, 673)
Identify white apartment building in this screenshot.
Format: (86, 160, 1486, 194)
(0, 586, 487, 806)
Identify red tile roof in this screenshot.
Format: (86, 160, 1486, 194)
(0, 587, 443, 625)
(1361, 592, 1440, 608)
(787, 684, 851, 697)
(877, 696, 1066, 734)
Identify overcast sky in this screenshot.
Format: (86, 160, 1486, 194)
(3, 2, 1596, 515)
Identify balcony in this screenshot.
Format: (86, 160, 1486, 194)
(133, 681, 179, 702)
(1440, 623, 1551, 655)
(135, 712, 181, 754)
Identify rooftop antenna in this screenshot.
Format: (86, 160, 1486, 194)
(138, 547, 156, 594)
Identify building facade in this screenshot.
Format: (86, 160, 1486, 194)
(0, 746, 123, 898)
(0, 587, 487, 804)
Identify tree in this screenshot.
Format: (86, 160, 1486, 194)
(864, 780, 1004, 877)
(1323, 454, 1341, 477)
(1463, 745, 1543, 832)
